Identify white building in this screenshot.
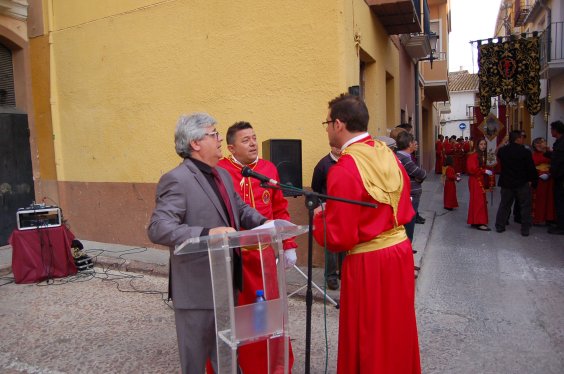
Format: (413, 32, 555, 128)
(441, 70, 478, 139)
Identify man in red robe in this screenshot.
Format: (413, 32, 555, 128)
(435, 134, 444, 174)
(217, 121, 297, 374)
(313, 94, 420, 373)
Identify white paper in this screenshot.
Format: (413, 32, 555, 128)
(251, 219, 297, 231)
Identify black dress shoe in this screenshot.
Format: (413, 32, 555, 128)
(415, 216, 426, 224)
(521, 228, 530, 237)
(547, 227, 564, 235)
(495, 226, 505, 233)
(412, 249, 418, 254)
(326, 278, 339, 290)
(414, 266, 420, 271)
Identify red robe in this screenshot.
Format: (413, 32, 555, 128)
(443, 166, 459, 209)
(217, 157, 296, 374)
(313, 135, 420, 374)
(462, 141, 471, 174)
(435, 140, 444, 174)
(531, 151, 555, 224)
(453, 142, 465, 174)
(466, 152, 489, 225)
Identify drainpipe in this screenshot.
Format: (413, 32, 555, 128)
(414, 60, 420, 160)
(539, 0, 551, 141)
(47, 0, 63, 180)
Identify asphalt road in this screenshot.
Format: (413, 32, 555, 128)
(1, 173, 563, 373)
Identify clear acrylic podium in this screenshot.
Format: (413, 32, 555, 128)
(175, 222, 308, 374)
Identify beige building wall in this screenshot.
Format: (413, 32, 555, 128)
(22, 0, 398, 261)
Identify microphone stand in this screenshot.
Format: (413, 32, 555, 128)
(260, 182, 376, 374)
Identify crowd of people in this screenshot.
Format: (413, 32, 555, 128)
(434, 121, 564, 237)
(147, 95, 422, 373)
(144, 90, 563, 373)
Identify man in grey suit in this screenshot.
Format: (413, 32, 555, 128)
(148, 112, 267, 374)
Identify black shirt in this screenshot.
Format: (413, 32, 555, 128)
(497, 143, 538, 188)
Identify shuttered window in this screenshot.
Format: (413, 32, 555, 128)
(0, 43, 16, 107)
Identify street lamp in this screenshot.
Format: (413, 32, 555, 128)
(419, 32, 439, 68)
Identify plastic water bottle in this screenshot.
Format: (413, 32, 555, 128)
(254, 289, 266, 334)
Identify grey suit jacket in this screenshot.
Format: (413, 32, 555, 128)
(147, 158, 266, 309)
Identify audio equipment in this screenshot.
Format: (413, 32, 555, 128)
(16, 205, 61, 230)
(241, 166, 279, 185)
(262, 139, 302, 197)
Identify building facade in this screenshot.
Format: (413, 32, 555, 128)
(1, 1, 449, 263)
(493, 0, 564, 147)
(442, 69, 478, 139)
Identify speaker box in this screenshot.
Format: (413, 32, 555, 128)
(262, 139, 302, 197)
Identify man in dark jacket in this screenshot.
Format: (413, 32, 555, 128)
(547, 120, 564, 235)
(495, 130, 538, 236)
(311, 146, 343, 290)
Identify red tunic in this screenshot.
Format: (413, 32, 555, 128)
(435, 140, 444, 174)
(313, 135, 420, 374)
(217, 157, 296, 374)
(466, 152, 489, 225)
(453, 143, 465, 174)
(531, 151, 555, 224)
(443, 166, 459, 209)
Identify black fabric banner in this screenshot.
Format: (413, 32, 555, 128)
(478, 36, 541, 116)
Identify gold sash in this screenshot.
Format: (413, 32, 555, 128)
(536, 163, 549, 172)
(341, 140, 404, 225)
(347, 226, 407, 255)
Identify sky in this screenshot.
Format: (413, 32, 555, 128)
(448, 0, 502, 74)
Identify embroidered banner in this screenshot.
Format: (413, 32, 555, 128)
(478, 36, 541, 116)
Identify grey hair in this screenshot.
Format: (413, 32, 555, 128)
(174, 112, 217, 158)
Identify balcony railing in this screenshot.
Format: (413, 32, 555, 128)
(540, 22, 564, 69)
(514, 1, 531, 27)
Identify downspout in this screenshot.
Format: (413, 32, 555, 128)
(47, 0, 63, 181)
(539, 0, 551, 141)
(414, 61, 420, 158)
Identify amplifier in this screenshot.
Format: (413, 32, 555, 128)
(17, 206, 62, 231)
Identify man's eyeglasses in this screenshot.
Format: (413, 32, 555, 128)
(322, 120, 335, 128)
(205, 131, 220, 140)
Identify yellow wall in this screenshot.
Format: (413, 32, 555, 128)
(46, 0, 397, 185)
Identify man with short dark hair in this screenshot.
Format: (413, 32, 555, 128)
(311, 146, 343, 290)
(494, 130, 538, 236)
(547, 120, 564, 235)
(313, 94, 420, 373)
(217, 121, 297, 372)
(396, 131, 427, 243)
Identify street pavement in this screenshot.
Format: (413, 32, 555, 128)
(1, 173, 562, 373)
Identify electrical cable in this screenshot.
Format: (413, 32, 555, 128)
(33, 245, 171, 308)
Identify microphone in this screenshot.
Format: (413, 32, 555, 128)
(241, 166, 279, 185)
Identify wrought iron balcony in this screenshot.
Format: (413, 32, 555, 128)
(540, 22, 564, 78)
(514, 1, 531, 27)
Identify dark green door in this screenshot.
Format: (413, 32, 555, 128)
(0, 110, 35, 245)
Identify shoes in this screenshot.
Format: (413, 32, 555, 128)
(414, 266, 421, 271)
(445, 207, 453, 211)
(476, 225, 491, 231)
(326, 278, 339, 290)
(495, 226, 505, 233)
(412, 249, 418, 254)
(521, 227, 530, 237)
(547, 227, 564, 235)
(415, 215, 426, 224)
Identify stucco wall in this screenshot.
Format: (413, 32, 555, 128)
(30, 0, 399, 253)
(49, 0, 397, 186)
